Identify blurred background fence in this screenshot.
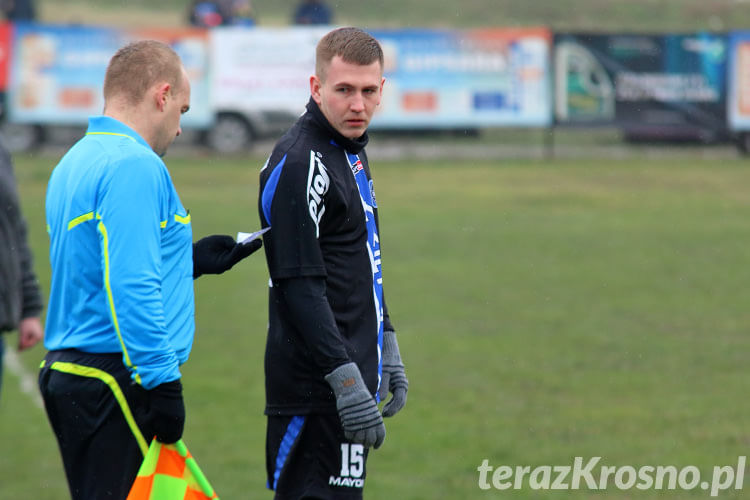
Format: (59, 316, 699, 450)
(4, 0, 750, 155)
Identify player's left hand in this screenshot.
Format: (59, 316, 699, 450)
(378, 330, 408, 417)
(193, 234, 262, 278)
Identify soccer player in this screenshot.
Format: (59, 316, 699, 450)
(258, 27, 409, 499)
(39, 40, 262, 500)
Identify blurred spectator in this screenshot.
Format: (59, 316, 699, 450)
(229, 0, 255, 26)
(188, 0, 255, 27)
(188, 0, 232, 27)
(0, 0, 36, 21)
(292, 0, 332, 25)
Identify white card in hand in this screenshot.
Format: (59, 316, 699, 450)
(237, 227, 270, 244)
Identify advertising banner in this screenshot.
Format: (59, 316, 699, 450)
(207, 27, 553, 129)
(370, 28, 552, 128)
(7, 23, 211, 127)
(727, 31, 750, 131)
(0, 23, 13, 92)
(554, 33, 728, 139)
(209, 26, 328, 116)
(7, 24, 552, 132)
(8, 23, 118, 124)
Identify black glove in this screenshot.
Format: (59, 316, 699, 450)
(148, 380, 185, 444)
(193, 234, 262, 278)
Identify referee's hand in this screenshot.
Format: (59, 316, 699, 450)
(148, 380, 185, 444)
(193, 234, 262, 278)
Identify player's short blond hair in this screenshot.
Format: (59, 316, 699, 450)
(315, 27, 383, 81)
(103, 40, 184, 106)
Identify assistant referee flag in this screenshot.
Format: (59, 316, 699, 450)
(126, 439, 219, 500)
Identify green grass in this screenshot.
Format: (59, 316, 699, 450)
(4, 152, 750, 498)
(36, 0, 750, 31)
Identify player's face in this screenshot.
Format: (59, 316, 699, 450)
(311, 56, 384, 139)
(153, 68, 191, 157)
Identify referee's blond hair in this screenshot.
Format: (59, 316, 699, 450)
(103, 40, 184, 106)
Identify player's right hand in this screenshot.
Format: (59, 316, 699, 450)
(325, 362, 386, 449)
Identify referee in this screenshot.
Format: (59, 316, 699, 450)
(39, 40, 261, 500)
(258, 27, 409, 499)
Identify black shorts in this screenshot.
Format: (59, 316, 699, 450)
(38, 349, 152, 500)
(266, 413, 370, 500)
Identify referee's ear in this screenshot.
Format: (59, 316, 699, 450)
(154, 81, 172, 112)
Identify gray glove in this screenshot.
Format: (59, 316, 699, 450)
(378, 331, 408, 417)
(325, 362, 386, 449)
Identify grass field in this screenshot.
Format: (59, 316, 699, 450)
(3, 150, 750, 499)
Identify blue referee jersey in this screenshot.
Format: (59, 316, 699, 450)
(44, 116, 194, 389)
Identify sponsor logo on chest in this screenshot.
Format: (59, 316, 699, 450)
(307, 150, 330, 237)
(350, 157, 364, 176)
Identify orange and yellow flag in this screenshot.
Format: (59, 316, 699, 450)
(127, 438, 220, 500)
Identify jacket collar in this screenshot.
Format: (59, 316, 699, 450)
(86, 116, 152, 151)
(306, 97, 369, 154)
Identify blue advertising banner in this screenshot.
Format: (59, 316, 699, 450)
(727, 31, 750, 132)
(369, 28, 552, 128)
(554, 33, 728, 140)
(8, 22, 212, 127)
(9, 23, 118, 124)
(6, 24, 551, 132)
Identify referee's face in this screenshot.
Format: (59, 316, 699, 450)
(311, 55, 384, 139)
(152, 67, 191, 157)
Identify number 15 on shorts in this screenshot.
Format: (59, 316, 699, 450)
(340, 443, 365, 478)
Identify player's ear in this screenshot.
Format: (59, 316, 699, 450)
(371, 77, 385, 108)
(310, 75, 322, 105)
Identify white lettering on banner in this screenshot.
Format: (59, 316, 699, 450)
(403, 52, 508, 72)
(306, 150, 329, 238)
(616, 72, 719, 102)
(682, 37, 725, 57)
